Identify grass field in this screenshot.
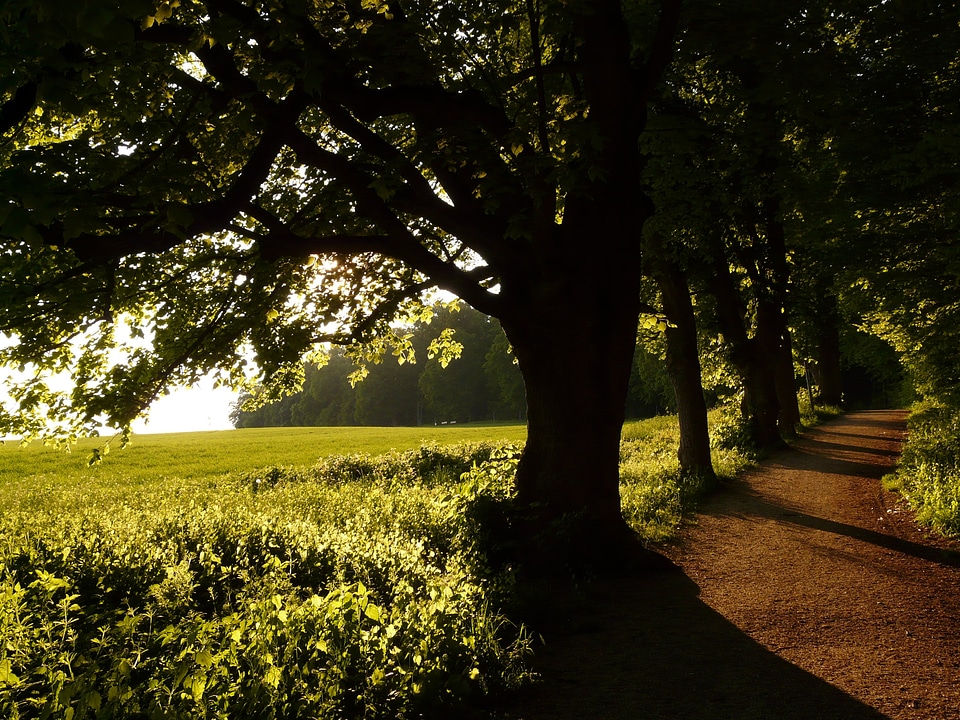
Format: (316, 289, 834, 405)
(0, 422, 529, 485)
(0, 417, 750, 719)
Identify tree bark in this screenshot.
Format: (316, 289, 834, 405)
(707, 259, 785, 449)
(817, 317, 844, 407)
(775, 328, 801, 437)
(739, 352, 784, 449)
(496, 173, 673, 573)
(469, 0, 681, 574)
(760, 207, 801, 436)
(500, 289, 662, 573)
(655, 264, 716, 483)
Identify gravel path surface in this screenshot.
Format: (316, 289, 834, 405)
(497, 410, 960, 719)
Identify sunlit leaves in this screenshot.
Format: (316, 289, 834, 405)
(0, 0, 675, 441)
(426, 328, 463, 369)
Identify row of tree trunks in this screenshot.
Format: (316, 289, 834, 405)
(502, 219, 842, 570)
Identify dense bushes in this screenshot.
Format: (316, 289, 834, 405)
(1, 421, 754, 718)
(887, 403, 960, 537)
(0, 443, 532, 719)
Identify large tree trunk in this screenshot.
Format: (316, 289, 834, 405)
(655, 263, 716, 484)
(499, 274, 665, 573)
(748, 301, 789, 448)
(483, 0, 680, 575)
(497, 185, 666, 573)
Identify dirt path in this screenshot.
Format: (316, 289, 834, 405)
(496, 410, 960, 719)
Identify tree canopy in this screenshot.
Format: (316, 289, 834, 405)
(0, 0, 672, 431)
(2, 0, 958, 567)
(1, 0, 686, 566)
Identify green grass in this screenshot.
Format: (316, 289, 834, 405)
(618, 411, 755, 541)
(0, 423, 528, 485)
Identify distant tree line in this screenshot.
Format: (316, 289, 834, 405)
(231, 305, 677, 428)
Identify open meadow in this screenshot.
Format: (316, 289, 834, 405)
(0, 423, 530, 484)
(0, 417, 749, 719)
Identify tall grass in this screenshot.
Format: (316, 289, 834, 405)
(885, 402, 960, 537)
(618, 412, 755, 541)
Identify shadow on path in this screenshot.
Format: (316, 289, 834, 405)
(493, 410, 954, 719)
(709, 488, 960, 568)
(494, 570, 885, 720)
(794, 438, 901, 458)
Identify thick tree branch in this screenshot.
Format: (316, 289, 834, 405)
(204, 0, 513, 136)
(246, 198, 503, 317)
(0, 81, 38, 137)
(640, 0, 683, 101)
(187, 21, 512, 284)
(315, 102, 507, 264)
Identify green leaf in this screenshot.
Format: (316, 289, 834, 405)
(87, 690, 102, 712)
(0, 659, 19, 686)
(195, 649, 214, 668)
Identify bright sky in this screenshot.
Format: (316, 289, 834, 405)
(132, 379, 239, 434)
(0, 326, 242, 436)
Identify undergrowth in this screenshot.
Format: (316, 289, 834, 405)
(886, 402, 960, 537)
(0, 416, 756, 718)
(619, 413, 754, 542)
(799, 399, 843, 428)
(0, 444, 531, 719)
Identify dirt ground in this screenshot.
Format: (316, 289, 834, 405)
(495, 410, 960, 719)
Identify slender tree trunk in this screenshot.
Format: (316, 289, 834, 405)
(817, 319, 843, 406)
(776, 329, 801, 437)
(804, 361, 816, 409)
(708, 259, 785, 449)
(758, 201, 801, 437)
(655, 263, 716, 483)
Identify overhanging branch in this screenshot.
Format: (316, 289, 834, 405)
(641, 0, 683, 101)
(0, 81, 38, 138)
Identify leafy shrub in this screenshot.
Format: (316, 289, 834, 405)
(798, 397, 843, 427)
(0, 443, 532, 719)
(890, 403, 960, 536)
(237, 442, 503, 492)
(709, 405, 757, 455)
